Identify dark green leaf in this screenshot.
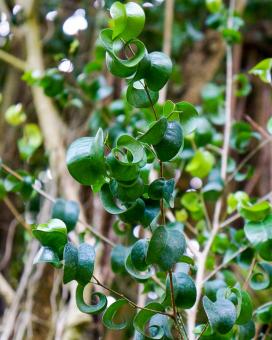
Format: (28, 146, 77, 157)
(138, 118, 168, 145)
(174, 101, 199, 135)
(125, 253, 154, 281)
(66, 128, 106, 189)
(131, 239, 149, 271)
(153, 121, 183, 162)
(231, 287, 253, 325)
(76, 284, 107, 314)
(250, 262, 272, 291)
(52, 198, 80, 232)
(32, 219, 67, 258)
(148, 178, 175, 205)
(203, 296, 236, 334)
(111, 245, 129, 274)
(63, 242, 78, 284)
(127, 81, 158, 108)
(133, 302, 165, 339)
(145, 52, 172, 91)
(102, 299, 129, 330)
(147, 225, 186, 271)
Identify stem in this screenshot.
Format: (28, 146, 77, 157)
(92, 275, 173, 319)
(200, 191, 212, 231)
(143, 82, 158, 120)
(203, 245, 249, 283)
(0, 49, 27, 71)
(4, 197, 31, 232)
(195, 323, 209, 340)
(169, 270, 177, 320)
(243, 256, 256, 290)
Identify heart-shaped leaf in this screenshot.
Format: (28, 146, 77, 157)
(203, 296, 236, 334)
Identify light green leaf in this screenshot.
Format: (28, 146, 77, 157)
(239, 200, 271, 222)
(249, 58, 272, 84)
(267, 117, 272, 135)
(18, 123, 43, 160)
(110, 2, 127, 39)
(206, 0, 223, 13)
(185, 150, 215, 178)
(119, 2, 145, 41)
(5, 103, 26, 126)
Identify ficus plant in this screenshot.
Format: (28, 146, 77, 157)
(1, 1, 272, 340)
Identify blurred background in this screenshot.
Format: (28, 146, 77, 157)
(0, 0, 271, 339)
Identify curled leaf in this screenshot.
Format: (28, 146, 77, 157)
(76, 284, 107, 314)
(102, 299, 129, 330)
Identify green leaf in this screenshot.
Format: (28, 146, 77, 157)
(165, 272, 196, 309)
(138, 117, 168, 145)
(63, 242, 78, 284)
(76, 284, 107, 314)
(63, 242, 95, 286)
(145, 52, 172, 91)
(125, 253, 154, 281)
(127, 81, 158, 108)
(33, 246, 62, 268)
(206, 0, 223, 13)
(267, 117, 272, 135)
(239, 200, 271, 222)
(131, 239, 149, 271)
(116, 134, 145, 164)
(227, 191, 249, 214)
(5, 103, 26, 126)
(102, 299, 129, 330)
(0, 180, 6, 200)
(239, 321, 256, 340)
(133, 302, 165, 339)
(32, 219, 67, 258)
(140, 199, 160, 227)
(250, 262, 272, 291)
(18, 123, 43, 160)
(163, 100, 175, 116)
(66, 128, 106, 189)
(52, 199, 80, 232)
(76, 243, 95, 286)
(203, 296, 236, 334)
(114, 177, 144, 202)
(153, 121, 183, 161)
(234, 74, 252, 97)
(231, 287, 253, 325)
(249, 58, 272, 84)
(255, 302, 272, 324)
(106, 52, 137, 78)
(110, 2, 127, 39)
(148, 178, 175, 205)
(185, 150, 215, 178)
(106, 153, 139, 182)
(147, 225, 186, 271)
(100, 183, 145, 223)
(111, 244, 129, 274)
(181, 191, 203, 213)
(244, 214, 272, 247)
(117, 2, 145, 42)
(174, 101, 199, 135)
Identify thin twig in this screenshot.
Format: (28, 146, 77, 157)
(243, 256, 256, 290)
(4, 197, 31, 231)
(0, 49, 27, 71)
(92, 275, 173, 318)
(196, 322, 209, 340)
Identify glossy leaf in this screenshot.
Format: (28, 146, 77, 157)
(127, 81, 158, 108)
(165, 272, 196, 309)
(66, 129, 106, 189)
(106, 153, 139, 182)
(138, 117, 168, 145)
(174, 101, 199, 135)
(250, 262, 272, 291)
(110, 2, 127, 39)
(52, 198, 80, 232)
(116, 134, 145, 164)
(63, 242, 78, 284)
(130, 239, 149, 271)
(145, 52, 172, 91)
(133, 302, 165, 339)
(203, 296, 236, 334)
(147, 225, 186, 271)
(153, 121, 183, 161)
(32, 219, 67, 258)
(140, 199, 160, 227)
(231, 287, 253, 325)
(76, 284, 107, 314)
(102, 299, 128, 330)
(255, 302, 272, 324)
(125, 253, 154, 281)
(33, 246, 62, 268)
(114, 177, 144, 202)
(111, 244, 129, 274)
(148, 178, 175, 205)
